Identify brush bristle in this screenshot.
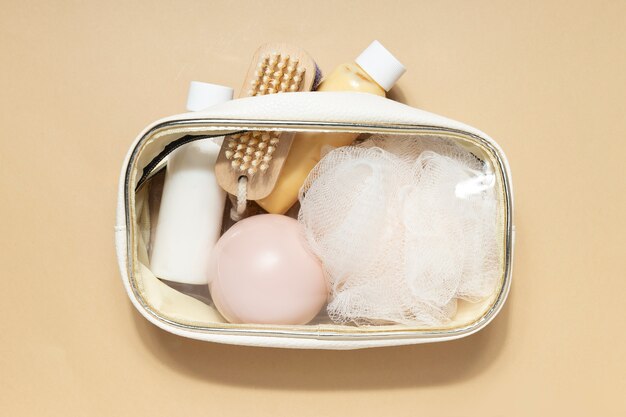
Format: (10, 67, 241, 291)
(225, 52, 309, 176)
(246, 53, 305, 96)
(225, 131, 279, 175)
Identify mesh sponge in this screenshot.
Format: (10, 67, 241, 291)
(298, 135, 500, 326)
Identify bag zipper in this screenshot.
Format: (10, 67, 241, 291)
(135, 131, 245, 191)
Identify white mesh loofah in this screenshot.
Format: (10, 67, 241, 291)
(298, 135, 500, 326)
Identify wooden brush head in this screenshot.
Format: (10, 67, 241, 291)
(215, 43, 318, 200)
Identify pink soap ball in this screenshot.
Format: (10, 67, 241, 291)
(208, 214, 328, 325)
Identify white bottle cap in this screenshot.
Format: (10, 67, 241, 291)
(186, 81, 234, 111)
(355, 40, 406, 91)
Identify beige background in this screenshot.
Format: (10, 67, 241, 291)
(1, 0, 625, 415)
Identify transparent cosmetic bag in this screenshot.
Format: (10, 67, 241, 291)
(115, 92, 514, 350)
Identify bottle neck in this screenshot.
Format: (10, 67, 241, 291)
(354, 62, 386, 91)
(317, 62, 386, 96)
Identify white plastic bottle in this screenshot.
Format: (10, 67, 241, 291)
(150, 81, 234, 284)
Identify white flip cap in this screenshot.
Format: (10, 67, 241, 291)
(186, 81, 234, 111)
(355, 40, 406, 91)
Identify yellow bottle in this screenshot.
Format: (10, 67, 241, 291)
(257, 41, 406, 214)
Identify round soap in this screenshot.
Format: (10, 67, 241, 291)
(209, 214, 327, 325)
